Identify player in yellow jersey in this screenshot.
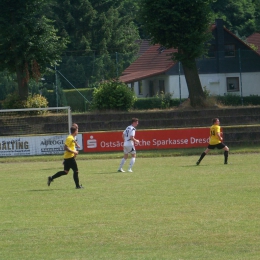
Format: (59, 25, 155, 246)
(47, 125, 83, 189)
(196, 118, 229, 165)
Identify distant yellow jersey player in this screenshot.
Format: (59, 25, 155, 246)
(196, 118, 229, 165)
(209, 124, 221, 145)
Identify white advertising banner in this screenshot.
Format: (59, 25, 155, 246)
(0, 134, 83, 157)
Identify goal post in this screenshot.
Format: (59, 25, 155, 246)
(0, 107, 74, 157)
(0, 106, 72, 136)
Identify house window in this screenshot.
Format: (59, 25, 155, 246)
(225, 45, 235, 57)
(130, 82, 134, 92)
(227, 77, 239, 92)
(138, 81, 143, 95)
(159, 80, 165, 94)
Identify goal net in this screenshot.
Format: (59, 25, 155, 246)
(0, 107, 73, 157)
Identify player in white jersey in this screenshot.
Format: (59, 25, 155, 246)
(118, 118, 139, 173)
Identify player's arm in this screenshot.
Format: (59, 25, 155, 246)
(130, 135, 139, 144)
(216, 131, 223, 141)
(64, 144, 78, 155)
(75, 140, 80, 148)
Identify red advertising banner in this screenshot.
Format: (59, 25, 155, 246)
(83, 128, 216, 153)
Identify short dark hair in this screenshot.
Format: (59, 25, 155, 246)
(70, 125, 78, 134)
(132, 117, 139, 123)
(212, 118, 219, 124)
(72, 123, 78, 129)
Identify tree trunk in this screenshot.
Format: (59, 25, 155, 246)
(16, 64, 29, 101)
(182, 59, 206, 107)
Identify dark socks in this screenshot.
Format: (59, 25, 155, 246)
(198, 152, 206, 162)
(52, 171, 67, 180)
(224, 150, 228, 163)
(73, 171, 80, 187)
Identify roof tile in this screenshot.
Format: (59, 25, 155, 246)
(247, 33, 260, 54)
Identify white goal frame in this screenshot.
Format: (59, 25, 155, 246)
(0, 106, 72, 136)
(0, 106, 74, 157)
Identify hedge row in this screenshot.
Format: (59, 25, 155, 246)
(216, 95, 260, 106)
(7, 88, 260, 112)
(45, 88, 94, 112)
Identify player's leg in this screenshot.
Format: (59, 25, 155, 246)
(71, 158, 83, 189)
(223, 145, 229, 164)
(118, 146, 129, 172)
(47, 162, 69, 186)
(196, 147, 210, 165)
(128, 147, 136, 172)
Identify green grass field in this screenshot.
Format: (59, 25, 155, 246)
(1, 151, 260, 259)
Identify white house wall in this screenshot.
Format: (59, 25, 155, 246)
(129, 72, 260, 99)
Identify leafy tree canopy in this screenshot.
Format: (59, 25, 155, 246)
(139, 0, 213, 66)
(211, 0, 257, 37)
(0, 0, 68, 100)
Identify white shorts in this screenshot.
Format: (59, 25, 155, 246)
(123, 145, 136, 154)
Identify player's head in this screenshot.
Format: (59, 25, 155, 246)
(70, 125, 78, 134)
(212, 118, 220, 125)
(132, 118, 139, 127)
(72, 123, 78, 129)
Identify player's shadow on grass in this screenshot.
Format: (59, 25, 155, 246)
(28, 189, 63, 192)
(41, 168, 60, 171)
(95, 171, 132, 174)
(180, 165, 208, 167)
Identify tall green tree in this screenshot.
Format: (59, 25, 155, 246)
(139, 0, 213, 107)
(252, 0, 260, 32)
(0, 0, 67, 100)
(51, 0, 140, 84)
(211, 0, 257, 38)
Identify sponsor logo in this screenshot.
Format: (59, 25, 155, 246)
(0, 139, 29, 151)
(87, 136, 97, 148)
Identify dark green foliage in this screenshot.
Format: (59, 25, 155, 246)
(139, 0, 213, 65)
(0, 71, 17, 101)
(2, 92, 24, 109)
(43, 88, 93, 112)
(63, 89, 93, 112)
(91, 80, 136, 111)
(216, 94, 260, 106)
(216, 94, 241, 106)
(211, 0, 257, 38)
(133, 97, 185, 110)
(50, 0, 140, 84)
(243, 95, 260, 105)
(59, 57, 87, 89)
(2, 92, 48, 110)
(0, 0, 68, 100)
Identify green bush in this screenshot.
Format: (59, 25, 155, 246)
(2, 92, 24, 109)
(243, 95, 260, 105)
(2, 92, 48, 114)
(24, 94, 48, 109)
(216, 93, 241, 106)
(91, 80, 136, 111)
(133, 96, 185, 110)
(133, 97, 162, 109)
(64, 88, 93, 112)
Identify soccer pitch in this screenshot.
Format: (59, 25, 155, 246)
(1, 154, 260, 260)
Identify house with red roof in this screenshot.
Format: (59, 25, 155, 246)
(120, 19, 260, 99)
(247, 32, 260, 54)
